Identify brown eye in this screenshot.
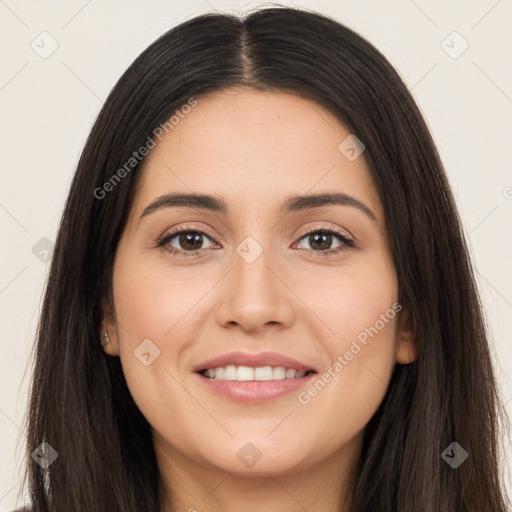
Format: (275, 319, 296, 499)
(157, 227, 219, 257)
(306, 232, 335, 251)
(295, 227, 355, 256)
(175, 232, 205, 251)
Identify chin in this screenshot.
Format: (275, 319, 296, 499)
(198, 440, 314, 476)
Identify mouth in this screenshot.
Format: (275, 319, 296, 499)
(193, 351, 318, 403)
(193, 350, 317, 380)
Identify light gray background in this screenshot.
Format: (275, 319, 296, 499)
(1, 0, 511, 509)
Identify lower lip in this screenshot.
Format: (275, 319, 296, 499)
(195, 372, 316, 404)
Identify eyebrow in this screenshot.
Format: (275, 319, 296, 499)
(139, 192, 377, 223)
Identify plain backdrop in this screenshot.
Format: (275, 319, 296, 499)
(1, 0, 511, 509)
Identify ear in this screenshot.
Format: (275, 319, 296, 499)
(101, 297, 120, 357)
(395, 305, 419, 364)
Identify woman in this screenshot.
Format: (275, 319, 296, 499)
(17, 6, 510, 511)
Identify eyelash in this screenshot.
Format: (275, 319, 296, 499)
(156, 224, 355, 259)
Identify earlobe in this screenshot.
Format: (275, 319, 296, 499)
(100, 299, 120, 356)
(395, 306, 419, 364)
(396, 339, 418, 364)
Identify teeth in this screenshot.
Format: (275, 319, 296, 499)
(202, 365, 309, 381)
(224, 365, 237, 380)
(255, 366, 273, 381)
(272, 366, 286, 379)
(237, 366, 254, 381)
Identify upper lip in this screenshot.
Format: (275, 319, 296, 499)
(193, 350, 316, 373)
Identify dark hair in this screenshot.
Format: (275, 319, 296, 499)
(19, 5, 510, 511)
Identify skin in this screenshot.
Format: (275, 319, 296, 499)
(102, 88, 418, 512)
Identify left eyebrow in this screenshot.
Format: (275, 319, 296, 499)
(138, 191, 377, 224)
(281, 192, 377, 223)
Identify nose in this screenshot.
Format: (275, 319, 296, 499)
(215, 239, 295, 333)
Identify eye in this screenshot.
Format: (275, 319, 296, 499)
(293, 226, 355, 257)
(156, 225, 219, 257)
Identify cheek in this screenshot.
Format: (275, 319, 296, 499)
(112, 250, 213, 345)
(297, 248, 398, 362)
(292, 255, 399, 426)
(324, 273, 398, 364)
(112, 260, 206, 401)
(110, 252, 208, 420)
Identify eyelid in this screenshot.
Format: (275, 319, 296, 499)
(158, 222, 219, 242)
(297, 223, 354, 242)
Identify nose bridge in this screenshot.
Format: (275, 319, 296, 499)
(235, 234, 273, 289)
(215, 232, 294, 331)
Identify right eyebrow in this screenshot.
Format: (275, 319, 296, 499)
(139, 193, 227, 222)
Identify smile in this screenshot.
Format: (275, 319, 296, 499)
(200, 365, 311, 381)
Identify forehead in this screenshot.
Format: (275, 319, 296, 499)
(131, 88, 383, 222)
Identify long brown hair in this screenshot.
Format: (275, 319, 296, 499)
(20, 6, 510, 511)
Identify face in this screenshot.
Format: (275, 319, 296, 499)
(103, 88, 416, 483)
